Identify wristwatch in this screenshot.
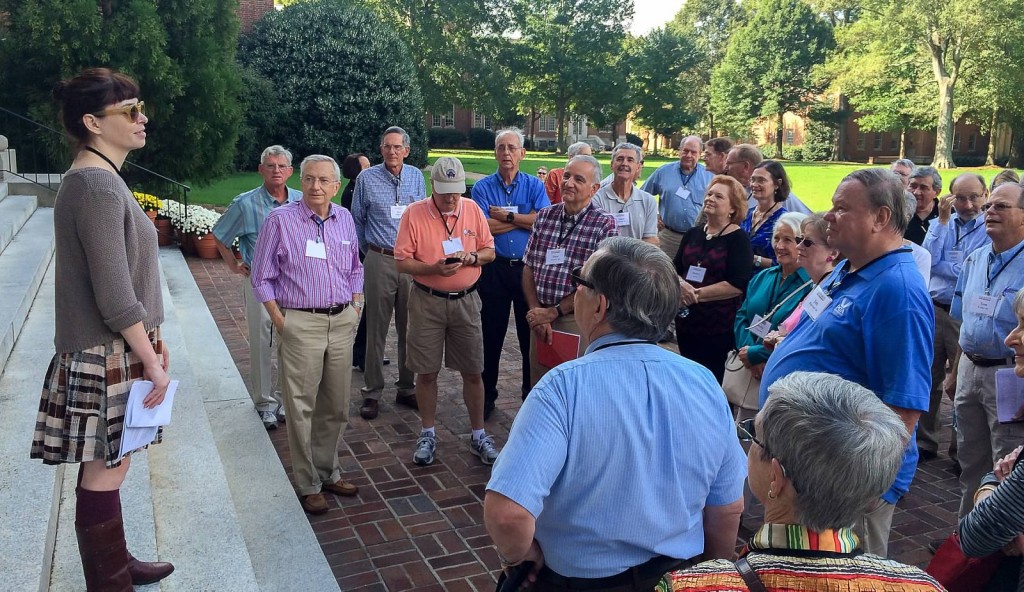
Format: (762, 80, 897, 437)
(506, 211, 515, 223)
(554, 303, 564, 317)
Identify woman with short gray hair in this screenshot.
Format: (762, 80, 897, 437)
(659, 372, 944, 591)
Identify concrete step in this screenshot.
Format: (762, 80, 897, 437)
(0, 179, 9, 202)
(0, 207, 54, 376)
(0, 194, 38, 254)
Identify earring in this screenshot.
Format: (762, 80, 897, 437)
(768, 488, 778, 500)
(826, 256, 834, 262)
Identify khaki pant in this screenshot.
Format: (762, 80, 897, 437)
(278, 307, 357, 496)
(919, 304, 960, 454)
(362, 248, 415, 399)
(243, 279, 280, 412)
(853, 499, 895, 557)
(658, 228, 685, 263)
(529, 316, 583, 388)
(954, 355, 1024, 518)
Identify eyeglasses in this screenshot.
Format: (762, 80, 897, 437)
(95, 101, 145, 122)
(737, 418, 798, 491)
(796, 236, 818, 248)
(301, 175, 338, 186)
(570, 265, 594, 290)
(954, 194, 984, 203)
(381, 144, 407, 153)
(262, 164, 292, 171)
(982, 202, 1023, 212)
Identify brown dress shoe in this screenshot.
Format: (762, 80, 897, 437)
(395, 391, 419, 410)
(359, 398, 379, 419)
(128, 552, 175, 585)
(301, 493, 329, 515)
(322, 479, 359, 497)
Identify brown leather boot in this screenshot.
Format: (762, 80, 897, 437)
(127, 552, 174, 585)
(75, 517, 133, 591)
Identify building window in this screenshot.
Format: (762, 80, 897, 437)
(431, 105, 455, 128)
(890, 136, 899, 151)
(873, 133, 883, 150)
(968, 133, 977, 153)
(953, 132, 961, 151)
(538, 114, 557, 133)
(856, 131, 865, 150)
(472, 111, 492, 130)
(785, 129, 795, 145)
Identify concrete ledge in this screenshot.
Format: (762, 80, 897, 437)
(0, 179, 8, 202)
(7, 179, 59, 207)
(0, 194, 38, 254)
(0, 208, 54, 376)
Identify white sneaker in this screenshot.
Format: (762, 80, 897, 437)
(470, 434, 500, 465)
(258, 409, 278, 430)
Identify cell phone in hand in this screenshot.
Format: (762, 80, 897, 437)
(445, 257, 461, 264)
(498, 561, 535, 592)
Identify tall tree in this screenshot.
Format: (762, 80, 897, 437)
(710, 0, 833, 157)
(629, 27, 701, 152)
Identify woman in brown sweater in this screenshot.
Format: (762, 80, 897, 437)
(30, 68, 173, 590)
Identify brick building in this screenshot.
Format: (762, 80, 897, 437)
(237, 0, 274, 32)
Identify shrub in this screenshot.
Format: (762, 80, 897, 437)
(782, 146, 805, 161)
(428, 127, 467, 148)
(468, 127, 496, 149)
(626, 132, 643, 147)
(803, 120, 837, 161)
(239, 0, 427, 167)
(955, 155, 987, 167)
(234, 66, 288, 171)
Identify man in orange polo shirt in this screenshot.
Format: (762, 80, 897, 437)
(395, 157, 499, 466)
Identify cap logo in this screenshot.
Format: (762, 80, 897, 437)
(446, 168, 456, 179)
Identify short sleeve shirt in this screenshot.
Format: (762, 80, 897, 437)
(211, 185, 303, 265)
(641, 162, 713, 233)
(592, 185, 659, 240)
(393, 198, 494, 292)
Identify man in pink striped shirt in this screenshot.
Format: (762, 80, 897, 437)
(251, 154, 365, 515)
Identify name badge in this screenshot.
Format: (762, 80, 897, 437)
(685, 265, 706, 283)
(545, 248, 566, 266)
(969, 294, 998, 318)
(305, 239, 327, 260)
(804, 286, 832, 321)
(675, 187, 691, 200)
(503, 206, 518, 214)
(442, 237, 464, 256)
(390, 205, 407, 219)
(614, 211, 631, 227)
(949, 250, 964, 265)
(749, 314, 772, 339)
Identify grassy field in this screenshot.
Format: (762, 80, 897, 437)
(186, 149, 1013, 212)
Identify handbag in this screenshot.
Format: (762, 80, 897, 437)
(924, 532, 1002, 592)
(722, 349, 760, 411)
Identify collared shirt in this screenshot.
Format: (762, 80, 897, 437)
(592, 184, 659, 240)
(746, 192, 811, 215)
(471, 170, 549, 259)
(922, 214, 989, 305)
(544, 167, 565, 205)
(394, 197, 494, 292)
(733, 266, 812, 366)
(351, 163, 426, 252)
(760, 249, 933, 504)
(904, 200, 939, 245)
(641, 162, 713, 233)
(524, 202, 618, 306)
(487, 332, 747, 579)
(952, 238, 1024, 358)
(250, 201, 364, 308)
(211, 184, 302, 265)
(741, 206, 787, 266)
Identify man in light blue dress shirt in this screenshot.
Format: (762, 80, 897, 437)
(641, 135, 713, 261)
(919, 173, 989, 460)
(951, 181, 1024, 518)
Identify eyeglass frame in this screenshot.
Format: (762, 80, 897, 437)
(570, 265, 594, 290)
(93, 101, 145, 122)
(737, 417, 799, 492)
(981, 202, 1024, 213)
(795, 236, 818, 248)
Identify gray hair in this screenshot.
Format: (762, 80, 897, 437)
(1014, 288, 1024, 317)
(950, 172, 987, 193)
(380, 126, 410, 147)
(495, 127, 525, 149)
(891, 158, 916, 173)
(773, 212, 807, 240)
(260, 145, 293, 166)
(760, 372, 909, 530)
(612, 142, 643, 162)
(299, 154, 341, 181)
(567, 155, 602, 185)
(680, 135, 703, 150)
(567, 141, 591, 158)
(585, 237, 680, 340)
(800, 213, 829, 241)
(910, 165, 942, 190)
(842, 168, 909, 235)
(903, 191, 916, 225)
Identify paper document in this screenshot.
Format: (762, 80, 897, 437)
(536, 330, 581, 368)
(117, 380, 178, 460)
(995, 369, 1024, 423)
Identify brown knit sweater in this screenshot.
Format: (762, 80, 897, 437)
(53, 167, 163, 353)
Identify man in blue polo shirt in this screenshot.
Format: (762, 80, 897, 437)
(760, 168, 933, 557)
(472, 127, 550, 420)
(641, 135, 712, 261)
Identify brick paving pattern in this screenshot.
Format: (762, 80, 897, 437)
(187, 256, 960, 590)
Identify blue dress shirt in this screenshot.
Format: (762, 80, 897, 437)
(952, 239, 1024, 358)
(211, 184, 302, 266)
(351, 163, 426, 252)
(923, 214, 989, 305)
(641, 162, 713, 233)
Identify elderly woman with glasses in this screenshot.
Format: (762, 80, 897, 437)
(657, 372, 945, 591)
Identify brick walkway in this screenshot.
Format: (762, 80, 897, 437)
(186, 256, 960, 590)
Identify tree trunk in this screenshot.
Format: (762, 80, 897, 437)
(986, 109, 998, 166)
(931, 76, 956, 168)
(899, 129, 907, 159)
(775, 112, 784, 159)
(529, 107, 537, 145)
(556, 102, 567, 154)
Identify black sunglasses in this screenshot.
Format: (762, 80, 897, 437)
(570, 265, 594, 290)
(737, 418, 798, 492)
(796, 236, 818, 248)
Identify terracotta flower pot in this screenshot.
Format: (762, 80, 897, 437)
(154, 218, 174, 246)
(192, 233, 220, 259)
(146, 210, 158, 222)
(180, 230, 197, 257)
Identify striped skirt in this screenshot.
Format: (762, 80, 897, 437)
(30, 329, 164, 469)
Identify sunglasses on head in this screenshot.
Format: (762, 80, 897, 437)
(95, 101, 145, 122)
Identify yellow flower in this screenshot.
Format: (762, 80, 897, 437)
(133, 191, 164, 212)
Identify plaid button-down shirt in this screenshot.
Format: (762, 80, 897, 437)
(524, 202, 618, 306)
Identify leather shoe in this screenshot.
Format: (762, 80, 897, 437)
(919, 449, 938, 461)
(360, 398, 379, 420)
(301, 493, 329, 515)
(396, 391, 419, 410)
(128, 552, 175, 585)
(322, 479, 359, 497)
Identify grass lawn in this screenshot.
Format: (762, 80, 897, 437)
(186, 149, 1013, 212)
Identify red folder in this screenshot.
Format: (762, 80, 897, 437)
(537, 330, 581, 368)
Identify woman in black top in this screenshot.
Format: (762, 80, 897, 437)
(340, 153, 369, 210)
(674, 175, 754, 382)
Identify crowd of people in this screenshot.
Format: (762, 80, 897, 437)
(35, 66, 1024, 591)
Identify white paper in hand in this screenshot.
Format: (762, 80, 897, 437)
(118, 380, 178, 460)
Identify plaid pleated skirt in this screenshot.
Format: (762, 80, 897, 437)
(30, 328, 164, 469)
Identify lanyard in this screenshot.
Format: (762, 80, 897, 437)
(311, 215, 327, 243)
(593, 339, 656, 352)
(435, 201, 459, 239)
(559, 208, 585, 246)
(678, 166, 696, 188)
(823, 248, 910, 296)
(501, 175, 516, 206)
(954, 219, 982, 248)
(986, 243, 1024, 294)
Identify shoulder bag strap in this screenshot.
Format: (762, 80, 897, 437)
(734, 557, 768, 592)
(760, 278, 813, 324)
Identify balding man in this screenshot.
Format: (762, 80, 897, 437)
(641, 135, 713, 261)
(593, 143, 659, 245)
(703, 137, 734, 175)
(545, 141, 592, 205)
(890, 158, 916, 189)
(725, 144, 811, 215)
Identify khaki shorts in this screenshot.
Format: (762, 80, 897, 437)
(406, 287, 484, 374)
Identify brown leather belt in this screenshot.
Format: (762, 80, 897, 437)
(414, 281, 477, 300)
(933, 299, 951, 313)
(287, 303, 349, 316)
(965, 353, 1012, 367)
(368, 244, 395, 257)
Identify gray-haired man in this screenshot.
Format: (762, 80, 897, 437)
(592, 143, 658, 245)
(545, 141, 593, 205)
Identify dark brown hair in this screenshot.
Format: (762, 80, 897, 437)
(52, 67, 139, 150)
(342, 153, 368, 180)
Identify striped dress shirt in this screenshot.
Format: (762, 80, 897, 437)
(250, 201, 364, 308)
(211, 184, 302, 266)
(351, 163, 426, 252)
